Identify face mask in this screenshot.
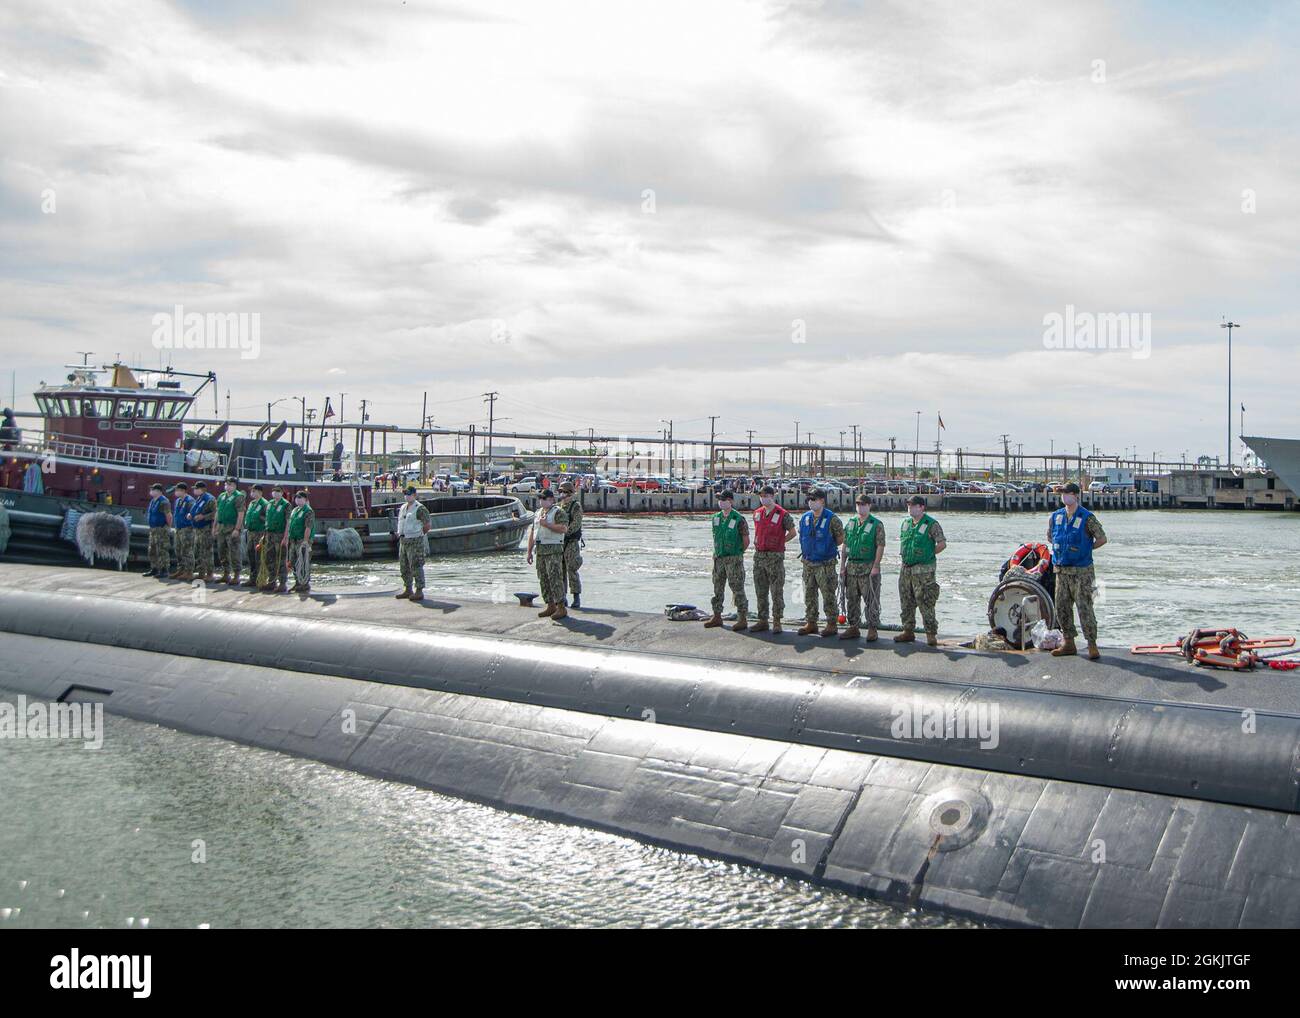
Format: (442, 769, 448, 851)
(759, 496, 773, 507)
(272, 492, 282, 500)
(718, 500, 732, 511)
(295, 498, 305, 506)
(856, 505, 870, 516)
(909, 506, 923, 519)
(1062, 493, 1078, 508)
(809, 500, 824, 512)
(405, 494, 415, 502)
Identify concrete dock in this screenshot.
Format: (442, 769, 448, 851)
(2, 562, 1298, 928)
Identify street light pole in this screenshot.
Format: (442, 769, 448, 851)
(1221, 319, 1241, 467)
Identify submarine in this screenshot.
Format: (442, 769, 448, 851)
(1, 561, 1298, 928)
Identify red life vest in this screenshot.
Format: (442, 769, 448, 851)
(752, 504, 790, 552)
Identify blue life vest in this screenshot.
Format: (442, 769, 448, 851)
(1050, 505, 1094, 567)
(799, 509, 838, 563)
(190, 492, 215, 529)
(174, 494, 195, 529)
(147, 495, 169, 528)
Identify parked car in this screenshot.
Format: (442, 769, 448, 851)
(509, 478, 538, 493)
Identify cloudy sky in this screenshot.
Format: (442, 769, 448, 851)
(1, 0, 1296, 463)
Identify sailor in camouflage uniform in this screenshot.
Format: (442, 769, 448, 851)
(171, 481, 196, 580)
(214, 476, 246, 584)
(527, 489, 569, 619)
(144, 482, 173, 577)
(1047, 481, 1107, 659)
(750, 484, 795, 633)
(189, 480, 217, 581)
(839, 493, 885, 641)
(395, 485, 432, 602)
(704, 489, 750, 631)
(895, 494, 946, 646)
(796, 488, 844, 637)
(558, 480, 584, 609)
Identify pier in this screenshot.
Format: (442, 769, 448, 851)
(3, 562, 1298, 928)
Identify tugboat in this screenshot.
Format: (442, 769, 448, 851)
(0, 361, 530, 565)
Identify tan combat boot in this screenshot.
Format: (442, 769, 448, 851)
(537, 603, 556, 617)
(797, 621, 819, 635)
(1086, 640, 1100, 660)
(732, 617, 748, 632)
(749, 621, 770, 633)
(702, 614, 723, 628)
(893, 630, 915, 643)
(771, 620, 783, 634)
(1052, 638, 1078, 657)
(395, 588, 412, 600)
(229, 573, 240, 586)
(219, 572, 230, 585)
(820, 622, 837, 638)
(551, 603, 567, 619)
(926, 633, 938, 647)
(865, 627, 878, 642)
(839, 626, 860, 640)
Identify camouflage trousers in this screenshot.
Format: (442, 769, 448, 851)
(174, 528, 195, 573)
(563, 539, 583, 598)
(399, 535, 427, 592)
(1054, 565, 1098, 641)
(192, 527, 214, 577)
(899, 562, 940, 635)
(261, 534, 288, 586)
(536, 546, 565, 604)
(752, 551, 786, 622)
(147, 527, 171, 572)
(289, 538, 312, 588)
(802, 560, 838, 625)
(215, 523, 241, 576)
(710, 554, 748, 619)
(844, 561, 882, 628)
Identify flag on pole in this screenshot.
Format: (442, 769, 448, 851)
(938, 413, 946, 430)
(322, 397, 335, 420)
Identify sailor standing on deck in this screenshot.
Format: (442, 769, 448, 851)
(190, 480, 217, 583)
(839, 493, 885, 642)
(262, 485, 292, 593)
(558, 480, 584, 609)
(750, 484, 795, 633)
(144, 482, 173, 578)
(797, 488, 844, 637)
(704, 489, 750, 630)
(171, 482, 196, 581)
(215, 477, 246, 585)
(242, 484, 268, 588)
(1047, 482, 1107, 660)
(895, 494, 946, 646)
(395, 485, 432, 602)
(287, 490, 315, 593)
(527, 489, 568, 619)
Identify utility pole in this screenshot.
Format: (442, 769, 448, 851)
(420, 391, 428, 483)
(850, 425, 859, 476)
(708, 415, 719, 480)
(746, 429, 755, 473)
(356, 399, 369, 465)
(889, 437, 896, 479)
(1221, 319, 1241, 467)
(483, 391, 498, 479)
(1001, 434, 1010, 484)
(913, 411, 921, 482)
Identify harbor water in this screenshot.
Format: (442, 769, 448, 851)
(3, 509, 1296, 929)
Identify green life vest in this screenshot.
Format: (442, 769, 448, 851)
(844, 514, 881, 561)
(265, 497, 290, 533)
(216, 490, 244, 525)
(900, 513, 938, 566)
(244, 497, 268, 532)
(288, 503, 314, 540)
(712, 508, 744, 557)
